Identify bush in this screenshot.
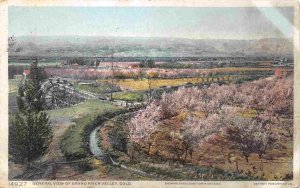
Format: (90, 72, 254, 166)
(76, 159, 94, 172)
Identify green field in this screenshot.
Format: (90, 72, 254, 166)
(112, 92, 144, 102)
(9, 79, 20, 93)
(47, 99, 120, 119)
(114, 77, 230, 91)
(60, 115, 95, 160)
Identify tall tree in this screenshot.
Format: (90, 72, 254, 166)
(17, 59, 47, 112)
(10, 111, 52, 163)
(146, 72, 158, 101)
(10, 59, 52, 163)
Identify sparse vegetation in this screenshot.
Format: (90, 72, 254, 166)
(74, 83, 112, 94)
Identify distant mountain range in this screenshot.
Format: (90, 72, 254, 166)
(8, 36, 293, 58)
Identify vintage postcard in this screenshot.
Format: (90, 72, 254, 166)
(0, 0, 299, 187)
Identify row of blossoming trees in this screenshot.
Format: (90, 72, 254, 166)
(128, 76, 293, 164)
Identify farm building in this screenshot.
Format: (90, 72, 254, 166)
(23, 70, 31, 78)
(274, 68, 291, 78)
(128, 64, 139, 69)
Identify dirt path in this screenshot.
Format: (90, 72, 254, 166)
(39, 117, 81, 180)
(44, 117, 73, 162)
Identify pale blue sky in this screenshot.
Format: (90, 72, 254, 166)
(9, 7, 294, 39)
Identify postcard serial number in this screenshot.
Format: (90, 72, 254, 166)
(9, 182, 27, 186)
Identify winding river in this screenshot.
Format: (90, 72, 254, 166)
(89, 126, 103, 157)
(89, 121, 155, 178)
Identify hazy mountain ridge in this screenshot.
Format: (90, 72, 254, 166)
(9, 36, 293, 57)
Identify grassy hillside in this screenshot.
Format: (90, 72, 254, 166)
(54, 100, 123, 160)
